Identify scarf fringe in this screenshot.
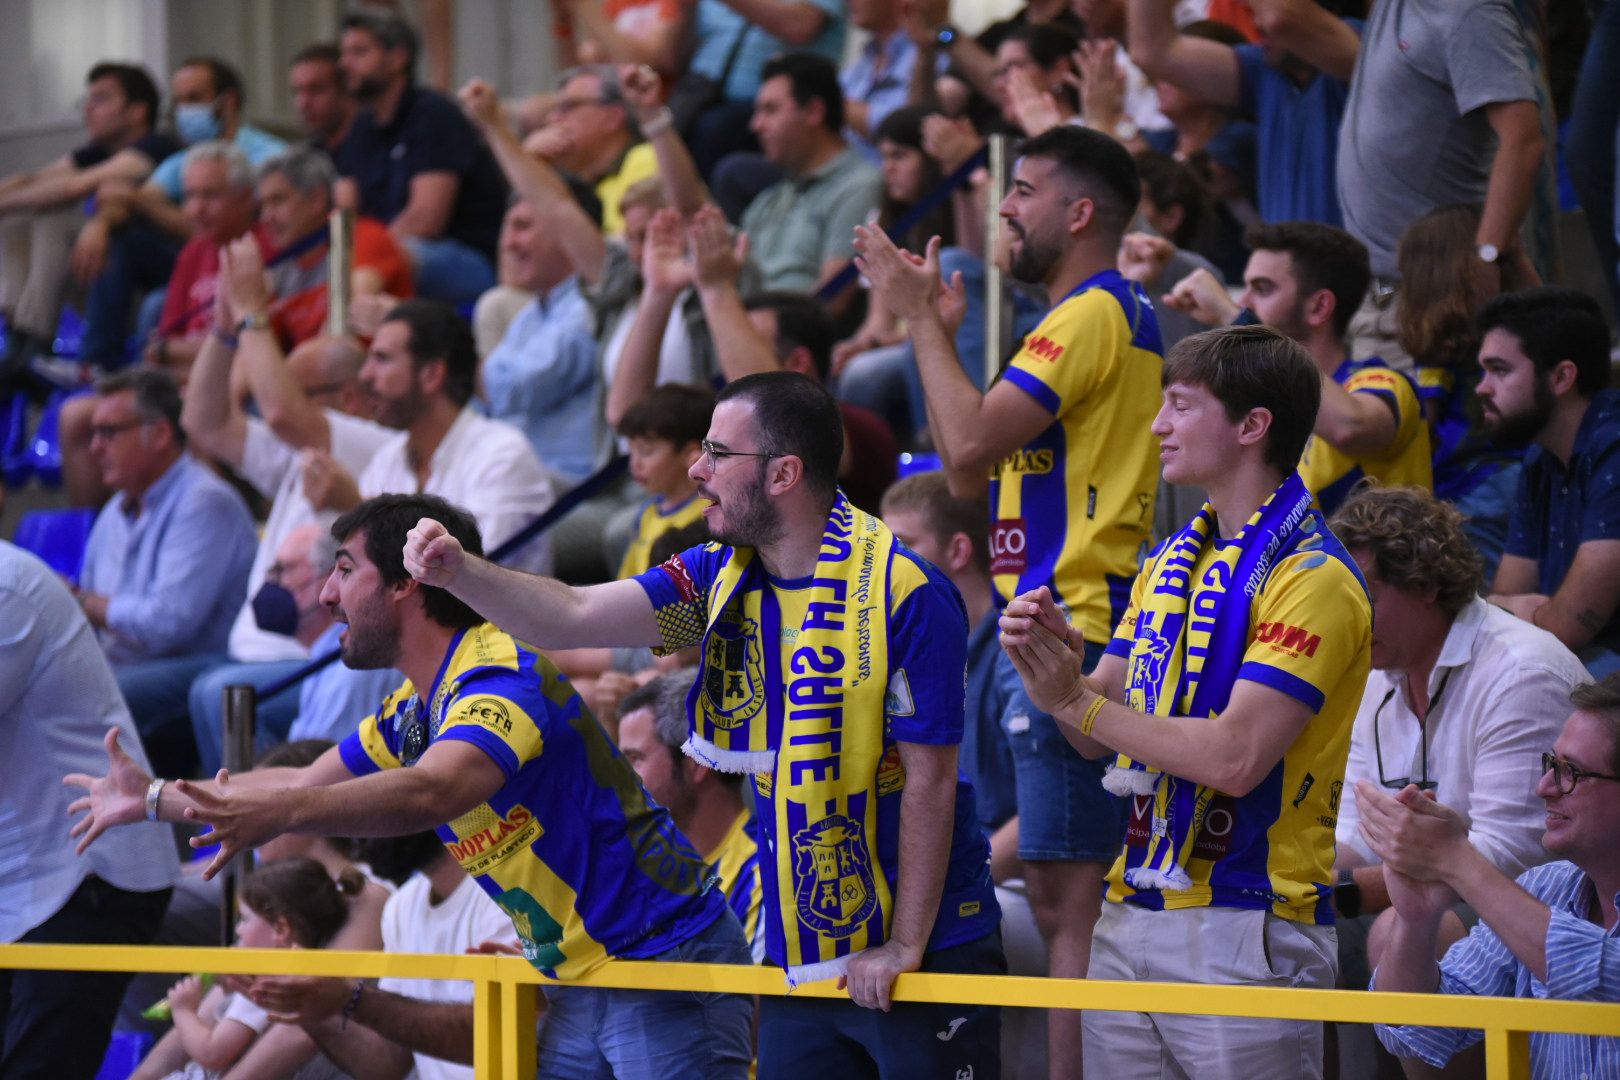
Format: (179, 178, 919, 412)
(683, 735, 776, 775)
(1124, 865, 1193, 892)
(785, 951, 856, 991)
(1102, 763, 1160, 796)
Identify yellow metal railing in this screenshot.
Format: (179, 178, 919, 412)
(4, 944, 1616, 1079)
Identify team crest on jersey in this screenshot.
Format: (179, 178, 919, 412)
(792, 814, 878, 937)
(493, 887, 566, 971)
(701, 606, 765, 729)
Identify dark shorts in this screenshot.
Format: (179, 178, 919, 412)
(998, 643, 1128, 862)
(758, 932, 1005, 1080)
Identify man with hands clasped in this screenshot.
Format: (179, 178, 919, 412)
(999, 325, 1372, 1079)
(1358, 674, 1620, 1077)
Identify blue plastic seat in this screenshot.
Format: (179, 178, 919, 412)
(897, 450, 942, 478)
(1, 394, 30, 486)
(94, 1030, 155, 1080)
(25, 389, 78, 487)
(13, 506, 98, 585)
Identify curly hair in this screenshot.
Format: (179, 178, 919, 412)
(1327, 485, 1483, 617)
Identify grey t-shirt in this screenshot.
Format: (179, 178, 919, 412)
(1335, 0, 1543, 279)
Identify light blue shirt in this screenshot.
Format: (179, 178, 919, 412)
(1375, 860, 1620, 1078)
(81, 454, 258, 665)
(150, 123, 289, 202)
(288, 623, 406, 748)
(690, 0, 846, 102)
(0, 542, 178, 941)
(481, 277, 603, 484)
(839, 30, 918, 162)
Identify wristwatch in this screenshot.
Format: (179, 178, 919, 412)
(1335, 870, 1362, 920)
(236, 311, 272, 335)
(936, 25, 959, 47)
(1476, 243, 1500, 265)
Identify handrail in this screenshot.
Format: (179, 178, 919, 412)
(7, 944, 1613, 1080)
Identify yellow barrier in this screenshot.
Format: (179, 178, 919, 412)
(4, 943, 1616, 1079)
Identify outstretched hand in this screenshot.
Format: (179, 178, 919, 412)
(403, 517, 466, 588)
(173, 774, 287, 881)
(64, 728, 153, 855)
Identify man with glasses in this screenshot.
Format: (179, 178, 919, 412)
(1358, 672, 1620, 1077)
(524, 65, 658, 237)
(77, 368, 257, 775)
(1328, 485, 1588, 992)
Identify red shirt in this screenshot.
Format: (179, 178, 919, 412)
(270, 216, 414, 347)
(156, 224, 273, 340)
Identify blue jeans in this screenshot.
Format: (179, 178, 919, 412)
(187, 658, 308, 776)
(79, 216, 181, 369)
(1565, 0, 1620, 310)
(401, 236, 496, 306)
(537, 911, 753, 1079)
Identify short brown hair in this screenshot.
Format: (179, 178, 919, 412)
(1327, 485, 1483, 617)
(1569, 674, 1620, 775)
(881, 472, 990, 574)
(1161, 325, 1320, 475)
(1243, 221, 1371, 337)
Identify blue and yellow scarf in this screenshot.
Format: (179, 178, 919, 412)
(1104, 472, 1315, 891)
(684, 493, 898, 986)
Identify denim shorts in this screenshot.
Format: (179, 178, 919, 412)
(536, 910, 754, 1080)
(998, 642, 1127, 862)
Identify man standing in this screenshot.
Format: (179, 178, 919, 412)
(334, 10, 509, 304)
(1360, 675, 1620, 1075)
(1479, 287, 1620, 677)
(67, 494, 754, 1078)
(1163, 221, 1431, 514)
(1001, 325, 1372, 1079)
(856, 123, 1160, 1079)
(618, 671, 764, 960)
(401, 371, 1004, 1077)
(2, 541, 176, 1078)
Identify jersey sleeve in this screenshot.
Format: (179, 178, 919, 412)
(885, 553, 968, 746)
(434, 669, 548, 780)
(634, 544, 722, 653)
(338, 701, 404, 777)
(1237, 552, 1371, 713)
(1000, 290, 1125, 417)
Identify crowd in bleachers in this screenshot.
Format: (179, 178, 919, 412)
(2, 0, 1619, 1077)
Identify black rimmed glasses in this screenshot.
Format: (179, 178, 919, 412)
(1373, 668, 1455, 791)
(700, 440, 779, 468)
(1539, 752, 1620, 795)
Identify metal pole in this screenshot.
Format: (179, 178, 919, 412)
(219, 684, 257, 946)
(984, 135, 1011, 387)
(326, 208, 355, 337)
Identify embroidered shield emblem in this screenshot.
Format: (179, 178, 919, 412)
(1129, 615, 1180, 715)
(792, 814, 878, 938)
(702, 611, 765, 729)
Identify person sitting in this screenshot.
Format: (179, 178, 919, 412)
(77, 368, 257, 775)
(618, 671, 764, 959)
(615, 383, 712, 579)
(0, 62, 178, 387)
(1360, 674, 1620, 1077)
(333, 10, 509, 305)
(1164, 220, 1431, 514)
(1480, 287, 1620, 677)
(1326, 486, 1588, 995)
(524, 64, 658, 237)
(839, 0, 920, 161)
(287, 43, 356, 155)
(128, 857, 360, 1080)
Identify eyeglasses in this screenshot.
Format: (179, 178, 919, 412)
(88, 418, 150, 441)
(1539, 752, 1620, 795)
(1372, 668, 1454, 792)
(700, 440, 779, 468)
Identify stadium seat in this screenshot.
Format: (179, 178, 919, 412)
(13, 506, 98, 585)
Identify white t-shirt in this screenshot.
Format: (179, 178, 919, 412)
(358, 408, 557, 576)
(378, 872, 518, 1080)
(228, 411, 395, 662)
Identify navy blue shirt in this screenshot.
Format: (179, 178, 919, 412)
(965, 607, 1017, 834)
(1234, 19, 1361, 227)
(1505, 388, 1620, 650)
(333, 85, 509, 260)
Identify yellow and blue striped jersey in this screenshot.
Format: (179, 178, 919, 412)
(992, 268, 1164, 645)
(617, 492, 708, 580)
(710, 808, 764, 961)
(339, 623, 726, 979)
(1299, 358, 1433, 515)
(1105, 525, 1372, 924)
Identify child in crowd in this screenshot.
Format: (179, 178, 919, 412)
(615, 383, 713, 579)
(132, 858, 359, 1080)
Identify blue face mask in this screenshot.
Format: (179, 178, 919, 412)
(175, 102, 221, 145)
(251, 582, 301, 637)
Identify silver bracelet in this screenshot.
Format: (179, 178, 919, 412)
(640, 107, 675, 139)
(145, 778, 167, 822)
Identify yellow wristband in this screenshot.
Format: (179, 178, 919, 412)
(1079, 694, 1107, 738)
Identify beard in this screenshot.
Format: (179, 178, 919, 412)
(336, 603, 401, 670)
(352, 73, 390, 103)
(707, 465, 785, 549)
(369, 382, 426, 431)
(1008, 223, 1063, 285)
(1481, 379, 1554, 449)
